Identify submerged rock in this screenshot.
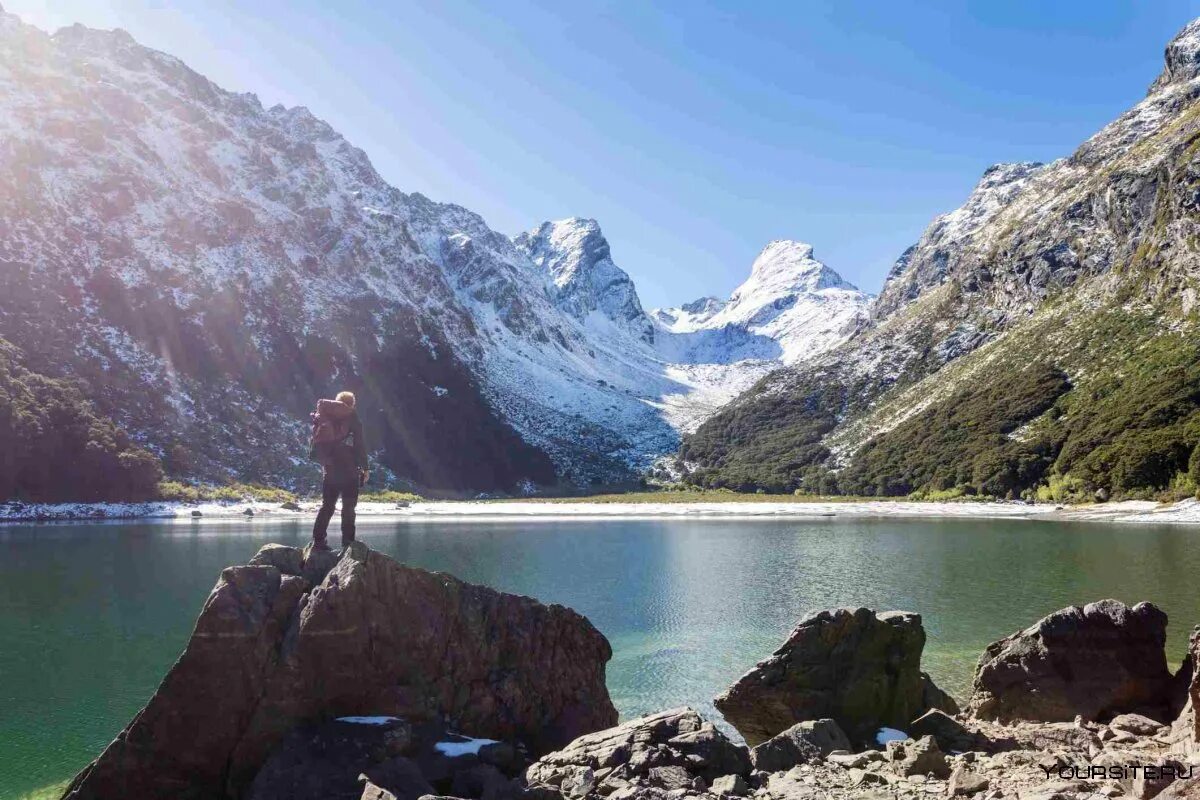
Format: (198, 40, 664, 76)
(714, 608, 951, 746)
(64, 542, 616, 800)
(967, 599, 1173, 723)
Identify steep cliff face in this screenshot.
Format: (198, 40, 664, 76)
(0, 12, 557, 493)
(515, 218, 656, 343)
(684, 18, 1200, 499)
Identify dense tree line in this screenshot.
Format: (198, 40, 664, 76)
(681, 374, 849, 493)
(1048, 336, 1200, 499)
(0, 340, 162, 502)
(835, 364, 1070, 498)
(683, 332, 1200, 502)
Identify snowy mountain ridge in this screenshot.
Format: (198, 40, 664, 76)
(653, 240, 872, 364)
(0, 11, 870, 489)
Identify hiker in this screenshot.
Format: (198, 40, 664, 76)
(309, 390, 368, 550)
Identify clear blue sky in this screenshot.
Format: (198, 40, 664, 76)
(8, 1, 1200, 307)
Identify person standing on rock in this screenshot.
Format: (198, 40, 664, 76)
(309, 390, 369, 550)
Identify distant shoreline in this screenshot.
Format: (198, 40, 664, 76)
(3, 496, 1199, 525)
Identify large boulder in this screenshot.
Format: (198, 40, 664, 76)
(967, 599, 1173, 723)
(714, 608, 945, 746)
(887, 734, 950, 779)
(1170, 626, 1200, 755)
(525, 707, 750, 797)
(749, 719, 851, 772)
(64, 542, 617, 800)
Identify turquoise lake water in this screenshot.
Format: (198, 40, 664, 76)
(2, 515, 1198, 798)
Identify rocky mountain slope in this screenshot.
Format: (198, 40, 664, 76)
(684, 18, 1200, 501)
(0, 11, 866, 497)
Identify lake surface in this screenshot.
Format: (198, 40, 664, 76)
(2, 515, 1198, 798)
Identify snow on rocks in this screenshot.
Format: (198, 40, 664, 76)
(434, 736, 502, 757)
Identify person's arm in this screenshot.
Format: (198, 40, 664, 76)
(353, 416, 368, 473)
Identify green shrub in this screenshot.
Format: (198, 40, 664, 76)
(1053, 336, 1200, 497)
(1161, 470, 1197, 503)
(358, 489, 423, 503)
(1035, 473, 1088, 504)
(156, 481, 297, 504)
(909, 485, 969, 502)
(156, 480, 203, 503)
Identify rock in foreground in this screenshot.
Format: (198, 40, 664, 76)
(64, 542, 617, 800)
(968, 599, 1173, 723)
(527, 705, 1197, 800)
(749, 718, 851, 772)
(525, 707, 750, 798)
(714, 608, 953, 746)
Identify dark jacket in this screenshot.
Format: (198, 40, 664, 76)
(313, 400, 368, 486)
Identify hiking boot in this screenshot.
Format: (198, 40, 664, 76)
(310, 540, 332, 552)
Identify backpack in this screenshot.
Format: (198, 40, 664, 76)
(308, 400, 353, 464)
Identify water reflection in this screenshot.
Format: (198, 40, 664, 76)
(2, 516, 1198, 799)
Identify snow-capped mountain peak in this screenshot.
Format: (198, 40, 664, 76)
(733, 239, 855, 301)
(653, 240, 870, 364)
(1150, 18, 1200, 93)
(514, 217, 654, 342)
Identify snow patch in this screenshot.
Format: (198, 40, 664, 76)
(435, 736, 499, 757)
(337, 716, 401, 726)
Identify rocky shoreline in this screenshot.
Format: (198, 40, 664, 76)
(7, 497, 1200, 525)
(61, 544, 1200, 800)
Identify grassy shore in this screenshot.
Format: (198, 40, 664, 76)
(155, 480, 421, 505)
(492, 489, 909, 504)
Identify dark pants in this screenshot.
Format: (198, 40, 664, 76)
(312, 479, 359, 548)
